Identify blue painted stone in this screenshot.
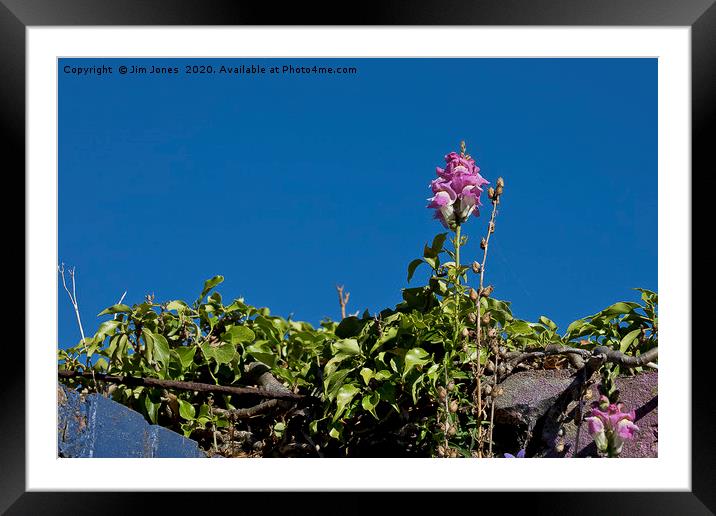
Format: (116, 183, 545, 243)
(58, 384, 206, 458)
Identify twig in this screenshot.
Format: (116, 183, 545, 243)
(58, 370, 307, 400)
(58, 264, 96, 389)
(211, 399, 284, 419)
(504, 345, 658, 370)
(336, 285, 350, 320)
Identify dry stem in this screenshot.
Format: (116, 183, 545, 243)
(336, 285, 350, 320)
(59, 264, 97, 389)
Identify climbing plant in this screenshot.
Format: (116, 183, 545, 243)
(58, 142, 657, 458)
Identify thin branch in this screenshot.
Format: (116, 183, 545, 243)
(211, 399, 284, 419)
(336, 285, 350, 320)
(503, 345, 658, 370)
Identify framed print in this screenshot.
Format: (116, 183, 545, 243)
(3, 0, 712, 513)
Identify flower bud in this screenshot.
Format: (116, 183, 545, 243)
(449, 449, 459, 458)
(447, 381, 456, 392)
(461, 327, 470, 338)
(496, 177, 505, 188)
(469, 288, 479, 302)
(495, 185, 504, 196)
(487, 187, 496, 200)
(481, 285, 494, 298)
(437, 445, 446, 457)
(448, 425, 457, 437)
(449, 400, 459, 413)
(471, 261, 481, 273)
(480, 237, 487, 250)
(493, 386, 504, 397)
(481, 312, 491, 325)
(482, 384, 492, 396)
(467, 312, 477, 324)
(488, 328, 498, 339)
(438, 386, 447, 400)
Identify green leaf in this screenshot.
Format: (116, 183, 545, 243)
(424, 233, 447, 258)
(165, 300, 189, 312)
(335, 316, 364, 339)
(97, 304, 132, 316)
(96, 320, 122, 337)
(175, 346, 196, 369)
(360, 367, 374, 385)
(328, 422, 344, 440)
(178, 399, 196, 420)
(325, 368, 353, 400)
(221, 326, 255, 345)
(403, 347, 430, 378)
(369, 326, 399, 355)
(361, 392, 380, 418)
(150, 333, 170, 366)
(508, 320, 535, 337)
(334, 383, 360, 421)
(565, 318, 588, 335)
(202, 341, 237, 365)
(620, 329, 642, 353)
(196, 275, 224, 304)
(332, 338, 360, 356)
(144, 395, 160, 424)
(407, 259, 424, 283)
(142, 328, 155, 363)
(539, 316, 557, 331)
(245, 342, 276, 368)
(600, 302, 640, 318)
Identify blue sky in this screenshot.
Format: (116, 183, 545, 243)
(58, 58, 657, 348)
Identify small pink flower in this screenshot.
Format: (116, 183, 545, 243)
(586, 398, 639, 457)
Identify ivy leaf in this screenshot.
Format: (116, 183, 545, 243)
(221, 326, 255, 345)
(165, 300, 189, 312)
(334, 383, 360, 421)
(174, 347, 196, 370)
(97, 304, 132, 316)
(178, 399, 196, 420)
(151, 333, 171, 366)
(599, 302, 640, 318)
(331, 338, 360, 356)
(201, 341, 237, 365)
(196, 275, 224, 305)
(96, 320, 122, 337)
(403, 347, 430, 378)
(144, 394, 160, 424)
(360, 367, 374, 385)
(245, 342, 276, 368)
(361, 392, 380, 419)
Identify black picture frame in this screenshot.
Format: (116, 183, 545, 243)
(3, 1, 711, 513)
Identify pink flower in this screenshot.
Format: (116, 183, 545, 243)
(585, 398, 640, 457)
(427, 149, 488, 230)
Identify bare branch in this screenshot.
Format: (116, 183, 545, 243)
(504, 345, 658, 370)
(336, 284, 350, 320)
(58, 369, 307, 401)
